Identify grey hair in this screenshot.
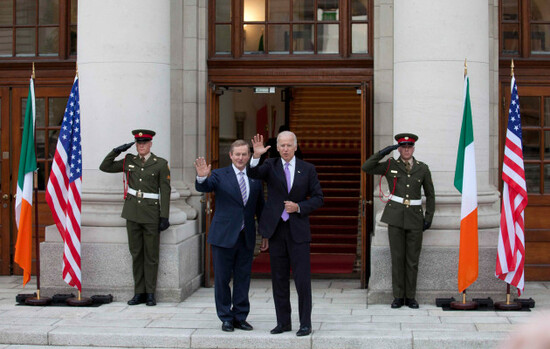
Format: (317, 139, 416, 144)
(229, 139, 250, 154)
(277, 131, 297, 146)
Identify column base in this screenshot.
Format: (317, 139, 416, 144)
(40, 220, 203, 302)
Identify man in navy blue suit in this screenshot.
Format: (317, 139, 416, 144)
(249, 131, 323, 337)
(194, 139, 264, 332)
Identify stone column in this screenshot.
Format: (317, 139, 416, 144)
(40, 0, 201, 302)
(369, 0, 502, 303)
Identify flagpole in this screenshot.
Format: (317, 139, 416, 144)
(25, 64, 51, 306)
(494, 60, 523, 311)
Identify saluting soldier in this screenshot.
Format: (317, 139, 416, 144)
(100, 129, 171, 306)
(362, 133, 435, 309)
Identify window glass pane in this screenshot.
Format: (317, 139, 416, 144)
(545, 130, 550, 160)
(351, 0, 368, 21)
(293, 0, 314, 21)
(502, 0, 518, 21)
(0, 29, 12, 56)
(545, 97, 550, 127)
(48, 129, 58, 159)
(525, 163, 540, 193)
(243, 24, 264, 53)
(522, 130, 539, 160)
(318, 23, 338, 53)
(520, 96, 540, 127)
(39, 0, 59, 24)
(268, 24, 289, 53)
(502, 24, 519, 54)
(70, 0, 77, 23)
(36, 130, 45, 158)
(49, 97, 66, 126)
(36, 97, 45, 128)
(244, 0, 265, 22)
(269, 0, 289, 22)
(317, 0, 338, 21)
(215, 24, 231, 53)
(215, 0, 231, 22)
(352, 23, 367, 53)
(38, 27, 58, 56)
(531, 24, 550, 54)
(293, 24, 313, 53)
(37, 161, 45, 190)
(0, 0, 13, 25)
(545, 163, 550, 194)
(531, 0, 550, 21)
(16, 0, 37, 25)
(15, 28, 35, 56)
(69, 25, 76, 55)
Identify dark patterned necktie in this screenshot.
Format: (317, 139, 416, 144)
(405, 161, 411, 173)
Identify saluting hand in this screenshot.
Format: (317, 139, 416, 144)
(194, 157, 211, 177)
(251, 134, 271, 158)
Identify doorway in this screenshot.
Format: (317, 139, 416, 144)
(204, 84, 373, 286)
(0, 85, 71, 276)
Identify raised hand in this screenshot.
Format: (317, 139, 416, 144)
(251, 134, 271, 158)
(113, 141, 135, 155)
(194, 157, 211, 177)
(378, 144, 400, 156)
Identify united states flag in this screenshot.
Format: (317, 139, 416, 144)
(495, 75, 528, 295)
(46, 76, 82, 291)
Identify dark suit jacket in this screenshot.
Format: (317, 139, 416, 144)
(196, 166, 264, 250)
(248, 157, 323, 243)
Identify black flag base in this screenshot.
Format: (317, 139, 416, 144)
(66, 291, 92, 306)
(494, 300, 522, 310)
(450, 291, 478, 310)
(24, 290, 51, 306)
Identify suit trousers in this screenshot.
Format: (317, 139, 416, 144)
(269, 219, 312, 328)
(387, 225, 423, 299)
(126, 220, 160, 294)
(211, 231, 254, 323)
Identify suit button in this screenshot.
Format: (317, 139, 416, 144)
(406, 194, 409, 197)
(138, 200, 141, 203)
(406, 184, 410, 187)
(141, 168, 144, 171)
(139, 178, 142, 181)
(408, 174, 411, 177)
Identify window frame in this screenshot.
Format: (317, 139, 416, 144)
(209, 0, 372, 60)
(0, 0, 76, 61)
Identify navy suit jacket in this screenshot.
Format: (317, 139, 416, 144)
(196, 166, 264, 250)
(248, 157, 323, 243)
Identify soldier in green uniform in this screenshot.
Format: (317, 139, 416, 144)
(99, 129, 171, 306)
(362, 133, 435, 309)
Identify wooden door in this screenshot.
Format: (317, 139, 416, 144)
(360, 81, 373, 288)
(7, 85, 71, 276)
(501, 84, 550, 280)
(0, 87, 9, 274)
(204, 83, 220, 287)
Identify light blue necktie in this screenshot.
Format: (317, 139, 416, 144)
(281, 162, 291, 221)
(239, 172, 247, 229)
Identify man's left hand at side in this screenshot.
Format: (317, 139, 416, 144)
(423, 220, 431, 231)
(159, 217, 170, 231)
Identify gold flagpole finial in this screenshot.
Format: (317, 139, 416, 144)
(32, 62, 35, 79)
(76, 62, 79, 77)
(464, 58, 467, 77)
(511, 59, 515, 77)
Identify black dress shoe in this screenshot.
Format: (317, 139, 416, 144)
(391, 297, 404, 308)
(296, 326, 312, 337)
(127, 293, 146, 305)
(233, 320, 253, 331)
(270, 324, 292, 334)
(405, 298, 419, 309)
(222, 321, 234, 332)
(145, 293, 156, 306)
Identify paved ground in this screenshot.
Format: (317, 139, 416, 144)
(0, 276, 549, 348)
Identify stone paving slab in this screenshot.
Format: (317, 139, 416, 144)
(191, 328, 311, 349)
(412, 330, 504, 349)
(48, 327, 194, 348)
(312, 330, 412, 349)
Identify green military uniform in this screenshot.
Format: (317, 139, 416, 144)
(99, 130, 170, 298)
(362, 133, 435, 301)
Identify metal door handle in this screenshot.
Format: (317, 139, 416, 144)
(2, 194, 8, 200)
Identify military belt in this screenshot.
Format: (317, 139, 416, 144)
(390, 195, 422, 206)
(127, 187, 159, 199)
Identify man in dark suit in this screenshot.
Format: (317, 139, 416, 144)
(362, 133, 435, 309)
(194, 139, 264, 332)
(100, 129, 171, 307)
(249, 131, 323, 337)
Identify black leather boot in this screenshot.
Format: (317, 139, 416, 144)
(127, 293, 146, 305)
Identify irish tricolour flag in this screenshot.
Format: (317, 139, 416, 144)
(454, 75, 479, 293)
(14, 77, 37, 286)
